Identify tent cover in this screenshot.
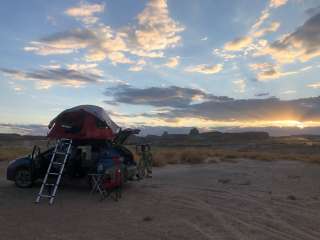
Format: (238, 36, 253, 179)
(48, 105, 121, 140)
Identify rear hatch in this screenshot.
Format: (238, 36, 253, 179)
(113, 128, 140, 145)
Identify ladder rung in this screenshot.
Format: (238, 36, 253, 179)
(45, 183, 55, 186)
(49, 172, 61, 176)
(39, 194, 52, 198)
(55, 151, 70, 155)
(52, 161, 63, 165)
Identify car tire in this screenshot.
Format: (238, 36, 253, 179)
(137, 164, 145, 180)
(15, 168, 33, 188)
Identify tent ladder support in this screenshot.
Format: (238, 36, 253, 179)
(35, 138, 72, 205)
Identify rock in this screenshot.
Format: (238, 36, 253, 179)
(287, 195, 297, 200)
(239, 180, 251, 186)
(142, 216, 153, 222)
(218, 178, 231, 184)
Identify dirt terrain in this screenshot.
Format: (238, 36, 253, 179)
(1, 159, 320, 240)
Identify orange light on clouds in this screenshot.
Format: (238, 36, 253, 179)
(110, 114, 320, 129)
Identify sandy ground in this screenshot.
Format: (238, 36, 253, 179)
(1, 159, 320, 240)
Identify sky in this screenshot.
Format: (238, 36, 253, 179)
(1, 0, 320, 135)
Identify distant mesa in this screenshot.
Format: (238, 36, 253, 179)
(127, 130, 270, 146)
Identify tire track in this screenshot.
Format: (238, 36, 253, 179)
(150, 184, 320, 240)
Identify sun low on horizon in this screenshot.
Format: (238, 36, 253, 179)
(1, 0, 320, 136)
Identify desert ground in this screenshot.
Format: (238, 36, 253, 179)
(1, 158, 320, 240)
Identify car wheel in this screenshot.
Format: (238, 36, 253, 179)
(15, 168, 33, 188)
(137, 164, 145, 180)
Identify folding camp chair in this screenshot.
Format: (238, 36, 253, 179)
(88, 173, 106, 200)
(88, 172, 122, 201)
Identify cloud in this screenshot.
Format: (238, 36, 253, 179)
(104, 85, 231, 108)
(251, 9, 270, 32)
(233, 79, 246, 93)
(13, 86, 23, 92)
(65, 63, 103, 76)
(128, 59, 146, 72)
(128, 65, 143, 72)
(104, 85, 320, 128)
(282, 90, 296, 94)
(161, 96, 320, 123)
(222, 0, 287, 57)
(257, 68, 295, 80)
(108, 51, 133, 65)
(164, 56, 180, 68)
(249, 62, 273, 71)
(65, 2, 105, 24)
(305, 6, 320, 17)
(307, 82, 320, 89)
(249, 62, 297, 81)
(253, 21, 280, 37)
(185, 63, 223, 74)
(24, 26, 130, 65)
(40, 64, 61, 70)
(0, 64, 103, 89)
(256, 12, 320, 64)
(223, 19, 279, 55)
(212, 48, 237, 60)
(25, 0, 184, 68)
(132, 0, 184, 53)
(269, 0, 288, 8)
(255, 92, 270, 97)
(24, 29, 96, 55)
(8, 81, 24, 92)
(224, 36, 253, 51)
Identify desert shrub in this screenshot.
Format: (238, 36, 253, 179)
(164, 151, 180, 164)
(152, 157, 167, 167)
(133, 144, 320, 167)
(0, 147, 31, 161)
(152, 149, 180, 166)
(223, 153, 238, 159)
(179, 149, 207, 164)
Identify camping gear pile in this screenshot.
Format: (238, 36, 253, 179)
(93, 148, 124, 201)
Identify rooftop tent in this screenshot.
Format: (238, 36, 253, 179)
(47, 105, 121, 140)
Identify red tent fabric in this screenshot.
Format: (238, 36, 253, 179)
(47, 105, 120, 140)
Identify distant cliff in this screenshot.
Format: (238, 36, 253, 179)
(127, 131, 270, 146)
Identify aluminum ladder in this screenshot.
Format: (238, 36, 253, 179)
(36, 138, 72, 204)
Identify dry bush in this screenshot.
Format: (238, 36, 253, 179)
(151, 147, 210, 166)
(179, 149, 207, 164)
(0, 147, 31, 161)
(152, 149, 181, 166)
(163, 151, 180, 164)
(148, 145, 320, 167)
(152, 153, 168, 167)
